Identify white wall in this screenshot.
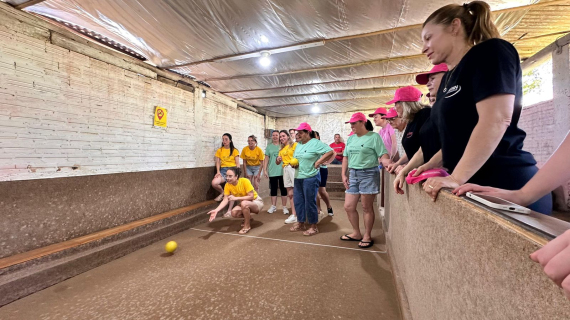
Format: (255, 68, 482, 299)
(0, 22, 268, 181)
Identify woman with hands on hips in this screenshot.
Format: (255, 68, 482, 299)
(419, 1, 551, 214)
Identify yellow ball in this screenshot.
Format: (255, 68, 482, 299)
(289, 158, 299, 166)
(165, 241, 178, 253)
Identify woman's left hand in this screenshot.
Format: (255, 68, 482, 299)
(423, 176, 461, 201)
(314, 162, 321, 169)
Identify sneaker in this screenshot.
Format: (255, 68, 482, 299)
(327, 207, 334, 216)
(214, 194, 224, 202)
(284, 215, 297, 224)
(282, 207, 290, 215)
(267, 205, 277, 214)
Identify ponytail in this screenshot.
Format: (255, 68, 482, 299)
(423, 1, 500, 45)
(365, 120, 374, 132)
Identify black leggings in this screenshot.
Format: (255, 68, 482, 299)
(269, 176, 288, 197)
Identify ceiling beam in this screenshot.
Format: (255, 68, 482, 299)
(260, 96, 392, 109)
(204, 54, 426, 82)
(14, 0, 46, 10)
(241, 85, 424, 101)
(511, 30, 570, 44)
(221, 71, 420, 94)
(163, 0, 570, 70)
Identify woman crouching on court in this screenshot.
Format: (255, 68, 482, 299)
(341, 113, 388, 248)
(290, 123, 335, 236)
(207, 167, 264, 234)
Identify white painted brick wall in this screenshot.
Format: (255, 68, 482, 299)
(0, 24, 267, 181)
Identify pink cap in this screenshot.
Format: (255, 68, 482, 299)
(348, 131, 354, 136)
(382, 108, 399, 119)
(295, 122, 312, 132)
(345, 112, 367, 124)
(369, 107, 388, 117)
(415, 64, 449, 85)
(386, 86, 422, 105)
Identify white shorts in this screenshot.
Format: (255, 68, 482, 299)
(238, 196, 264, 212)
(283, 165, 295, 188)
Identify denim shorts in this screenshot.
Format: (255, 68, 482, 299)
(346, 166, 380, 195)
(220, 167, 230, 181)
(246, 165, 260, 176)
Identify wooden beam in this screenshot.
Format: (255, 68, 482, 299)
(522, 32, 570, 71)
(512, 30, 570, 44)
(242, 85, 424, 101)
(0, 200, 216, 269)
(164, 0, 570, 69)
(14, 0, 47, 10)
(205, 54, 426, 82)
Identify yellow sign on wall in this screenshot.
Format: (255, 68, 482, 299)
(154, 106, 168, 127)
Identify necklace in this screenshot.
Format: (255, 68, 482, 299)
(443, 66, 456, 93)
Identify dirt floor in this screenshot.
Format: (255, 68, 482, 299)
(0, 199, 402, 320)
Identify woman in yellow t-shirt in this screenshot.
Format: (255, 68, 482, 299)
(207, 167, 264, 234)
(276, 130, 298, 224)
(212, 133, 240, 206)
(241, 135, 265, 192)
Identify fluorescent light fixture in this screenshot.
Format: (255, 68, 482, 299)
(311, 105, 320, 113)
(201, 90, 206, 98)
(260, 35, 269, 43)
(259, 51, 271, 67)
(214, 40, 325, 63)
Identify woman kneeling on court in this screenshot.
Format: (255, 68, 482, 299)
(207, 167, 264, 234)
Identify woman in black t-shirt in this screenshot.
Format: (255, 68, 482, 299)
(419, 1, 552, 214)
(385, 86, 431, 175)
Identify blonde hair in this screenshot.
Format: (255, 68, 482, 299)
(423, 1, 500, 45)
(399, 101, 430, 122)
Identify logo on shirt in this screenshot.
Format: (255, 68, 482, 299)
(444, 85, 461, 98)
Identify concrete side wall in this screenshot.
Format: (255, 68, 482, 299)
(383, 173, 570, 320)
(519, 100, 556, 167)
(0, 4, 270, 182)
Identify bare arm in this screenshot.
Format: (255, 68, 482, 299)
(451, 94, 513, 184)
(315, 150, 335, 167)
(390, 134, 398, 160)
(208, 195, 229, 221)
(215, 157, 221, 175)
(263, 156, 269, 177)
(341, 156, 349, 189)
(229, 190, 255, 202)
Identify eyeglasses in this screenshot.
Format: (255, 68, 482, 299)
(386, 117, 400, 122)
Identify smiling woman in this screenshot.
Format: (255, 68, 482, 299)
(420, 1, 552, 214)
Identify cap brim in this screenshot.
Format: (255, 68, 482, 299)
(385, 98, 397, 105)
(415, 73, 429, 85)
(368, 112, 386, 117)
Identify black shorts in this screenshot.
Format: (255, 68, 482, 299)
(319, 167, 328, 188)
(269, 176, 287, 197)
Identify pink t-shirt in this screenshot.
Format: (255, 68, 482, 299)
(378, 124, 395, 158)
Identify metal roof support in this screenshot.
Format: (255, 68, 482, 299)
(14, 0, 46, 10)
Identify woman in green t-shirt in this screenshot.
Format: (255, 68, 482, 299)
(263, 130, 288, 214)
(290, 123, 335, 236)
(341, 113, 388, 249)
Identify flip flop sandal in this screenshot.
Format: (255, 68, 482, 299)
(340, 234, 363, 242)
(223, 212, 232, 218)
(238, 228, 251, 234)
(289, 223, 306, 232)
(358, 240, 374, 249)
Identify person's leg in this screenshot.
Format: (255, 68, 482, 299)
(316, 194, 322, 213)
(291, 178, 305, 230)
(239, 200, 255, 232)
(225, 200, 235, 217)
(288, 188, 296, 217)
(319, 187, 332, 209)
(360, 194, 376, 243)
(343, 194, 362, 239)
(278, 176, 289, 212)
(211, 176, 224, 200)
(304, 173, 320, 235)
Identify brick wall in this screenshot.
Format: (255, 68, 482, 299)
(0, 22, 268, 181)
(519, 100, 556, 167)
